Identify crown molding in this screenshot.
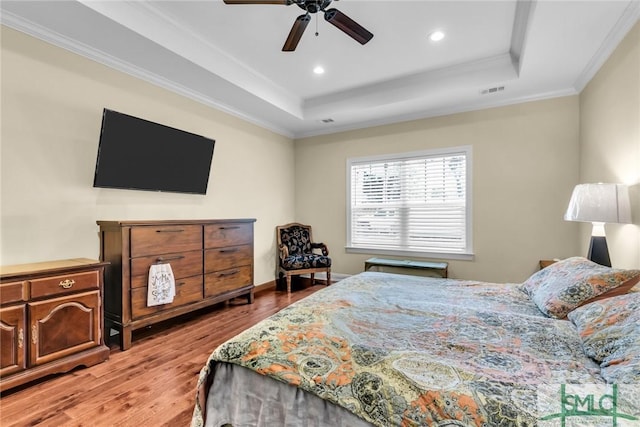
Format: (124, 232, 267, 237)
(0, 10, 294, 138)
(294, 87, 578, 139)
(573, 0, 640, 92)
(2, 1, 634, 140)
(78, 0, 303, 118)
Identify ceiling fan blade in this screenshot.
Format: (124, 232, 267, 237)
(324, 8, 373, 45)
(283, 14, 311, 52)
(223, 0, 292, 4)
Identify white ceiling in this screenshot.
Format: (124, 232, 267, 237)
(2, 0, 639, 138)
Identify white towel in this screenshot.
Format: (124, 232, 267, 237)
(147, 263, 176, 307)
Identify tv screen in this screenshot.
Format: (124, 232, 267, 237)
(93, 109, 215, 195)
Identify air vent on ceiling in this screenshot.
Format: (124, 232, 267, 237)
(481, 86, 505, 95)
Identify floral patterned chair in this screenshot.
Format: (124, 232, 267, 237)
(276, 223, 331, 293)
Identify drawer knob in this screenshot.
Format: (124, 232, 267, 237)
(59, 279, 75, 289)
(18, 328, 24, 349)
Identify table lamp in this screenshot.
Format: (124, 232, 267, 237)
(564, 183, 631, 267)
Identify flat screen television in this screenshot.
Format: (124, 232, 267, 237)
(93, 109, 215, 195)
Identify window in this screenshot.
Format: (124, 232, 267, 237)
(347, 146, 472, 259)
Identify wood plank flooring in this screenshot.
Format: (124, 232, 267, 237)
(0, 283, 324, 427)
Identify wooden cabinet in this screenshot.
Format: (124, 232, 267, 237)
(98, 219, 255, 350)
(539, 259, 558, 269)
(0, 259, 109, 392)
(0, 305, 26, 378)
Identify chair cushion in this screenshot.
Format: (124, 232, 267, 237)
(282, 254, 332, 270)
(279, 226, 312, 256)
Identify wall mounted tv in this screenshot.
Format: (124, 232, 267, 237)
(93, 109, 215, 195)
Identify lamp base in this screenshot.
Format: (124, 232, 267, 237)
(587, 236, 611, 267)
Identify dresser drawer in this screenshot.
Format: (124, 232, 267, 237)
(130, 225, 202, 258)
(130, 250, 203, 289)
(205, 244, 252, 273)
(0, 281, 28, 305)
(131, 275, 203, 319)
(204, 223, 252, 249)
(30, 271, 100, 299)
(205, 265, 252, 297)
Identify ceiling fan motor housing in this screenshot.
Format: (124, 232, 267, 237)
(296, 0, 333, 14)
(223, 0, 372, 51)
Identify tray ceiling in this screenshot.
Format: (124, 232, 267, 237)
(2, 0, 638, 138)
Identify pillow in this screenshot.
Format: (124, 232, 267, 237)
(523, 257, 640, 319)
(568, 293, 640, 361)
(568, 293, 640, 383)
(600, 355, 640, 384)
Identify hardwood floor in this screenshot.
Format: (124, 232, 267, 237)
(0, 283, 324, 427)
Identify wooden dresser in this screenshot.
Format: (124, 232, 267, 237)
(97, 219, 255, 350)
(0, 258, 110, 392)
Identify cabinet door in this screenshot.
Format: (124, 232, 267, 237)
(0, 305, 27, 376)
(29, 291, 101, 366)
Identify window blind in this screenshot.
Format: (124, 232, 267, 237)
(348, 148, 470, 256)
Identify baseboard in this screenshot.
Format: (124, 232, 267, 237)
(254, 273, 350, 293)
(254, 280, 277, 295)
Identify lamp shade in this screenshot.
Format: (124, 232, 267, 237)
(564, 183, 631, 224)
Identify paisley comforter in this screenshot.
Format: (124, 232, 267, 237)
(192, 272, 606, 426)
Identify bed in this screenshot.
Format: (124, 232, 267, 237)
(192, 257, 640, 426)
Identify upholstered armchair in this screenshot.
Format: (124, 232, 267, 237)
(276, 223, 331, 293)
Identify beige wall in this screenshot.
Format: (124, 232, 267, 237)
(0, 27, 296, 286)
(295, 97, 581, 283)
(3, 21, 637, 288)
(579, 21, 640, 269)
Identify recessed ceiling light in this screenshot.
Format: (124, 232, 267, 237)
(429, 30, 445, 42)
(313, 66, 325, 75)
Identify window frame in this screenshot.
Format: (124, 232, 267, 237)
(345, 145, 474, 260)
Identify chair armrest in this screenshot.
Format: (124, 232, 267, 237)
(278, 244, 289, 260)
(311, 242, 329, 256)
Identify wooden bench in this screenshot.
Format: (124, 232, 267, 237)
(364, 257, 448, 278)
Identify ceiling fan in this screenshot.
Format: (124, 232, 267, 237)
(222, 0, 374, 52)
